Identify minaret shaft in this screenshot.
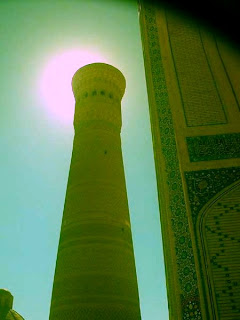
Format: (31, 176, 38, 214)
(49, 63, 141, 319)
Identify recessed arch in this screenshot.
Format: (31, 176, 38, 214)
(196, 179, 240, 319)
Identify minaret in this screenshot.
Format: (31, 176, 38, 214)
(49, 63, 141, 319)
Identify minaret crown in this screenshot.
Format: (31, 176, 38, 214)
(71, 63, 126, 103)
(71, 63, 126, 131)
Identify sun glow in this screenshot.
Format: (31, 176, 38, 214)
(39, 49, 109, 125)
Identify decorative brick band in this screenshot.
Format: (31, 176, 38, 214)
(186, 133, 240, 162)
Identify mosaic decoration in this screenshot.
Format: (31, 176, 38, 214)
(143, 4, 202, 318)
(204, 186, 240, 318)
(185, 167, 240, 225)
(186, 133, 240, 162)
(185, 167, 240, 318)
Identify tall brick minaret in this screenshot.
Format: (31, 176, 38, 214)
(49, 63, 141, 319)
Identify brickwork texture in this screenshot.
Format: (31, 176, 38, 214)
(138, 1, 240, 319)
(49, 63, 141, 320)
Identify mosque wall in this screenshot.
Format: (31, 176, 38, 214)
(138, 2, 240, 319)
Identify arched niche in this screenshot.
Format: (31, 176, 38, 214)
(196, 179, 240, 319)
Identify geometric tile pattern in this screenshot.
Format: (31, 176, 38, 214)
(185, 167, 240, 318)
(139, 2, 240, 319)
(141, 4, 202, 319)
(166, 12, 227, 127)
(186, 133, 240, 162)
(203, 184, 240, 318)
(185, 167, 240, 225)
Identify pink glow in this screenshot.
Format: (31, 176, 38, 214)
(39, 49, 108, 125)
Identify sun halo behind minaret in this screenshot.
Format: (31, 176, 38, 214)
(39, 49, 109, 125)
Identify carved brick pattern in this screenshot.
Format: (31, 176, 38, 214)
(63, 186, 129, 222)
(73, 120, 120, 134)
(50, 63, 141, 319)
(72, 64, 124, 131)
(50, 305, 141, 320)
(59, 221, 132, 250)
(70, 131, 122, 167)
(143, 4, 202, 318)
(55, 247, 135, 275)
(51, 274, 139, 298)
(166, 13, 227, 127)
(50, 273, 141, 319)
(74, 101, 122, 130)
(72, 63, 126, 103)
(187, 133, 240, 162)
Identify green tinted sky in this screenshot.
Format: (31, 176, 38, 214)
(0, 0, 168, 319)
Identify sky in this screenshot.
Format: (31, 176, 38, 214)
(0, 0, 169, 319)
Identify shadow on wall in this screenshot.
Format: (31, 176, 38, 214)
(118, 0, 240, 51)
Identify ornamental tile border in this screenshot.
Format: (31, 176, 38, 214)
(184, 167, 240, 318)
(186, 133, 240, 162)
(144, 5, 202, 319)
